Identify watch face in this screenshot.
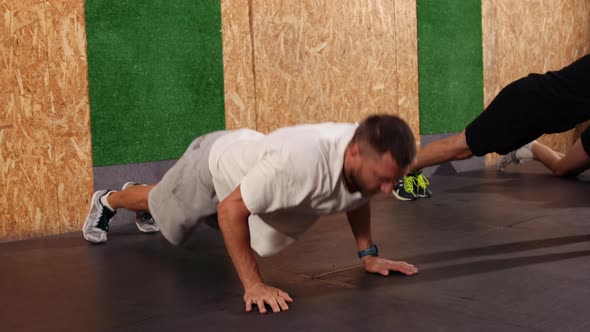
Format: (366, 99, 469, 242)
(358, 244, 378, 258)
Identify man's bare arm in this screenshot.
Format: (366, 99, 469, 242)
(346, 201, 418, 276)
(346, 201, 373, 251)
(217, 185, 293, 313)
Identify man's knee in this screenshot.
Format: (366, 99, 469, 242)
(139, 199, 150, 211)
(453, 132, 474, 160)
(551, 164, 575, 177)
(140, 186, 155, 211)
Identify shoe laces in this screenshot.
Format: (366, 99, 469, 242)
(511, 151, 521, 164)
(499, 151, 520, 170)
(139, 212, 155, 225)
(416, 173, 429, 189)
(96, 206, 115, 232)
(403, 176, 417, 194)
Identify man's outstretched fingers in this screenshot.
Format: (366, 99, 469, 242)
(277, 297, 290, 311)
(267, 298, 281, 313)
(279, 291, 293, 302)
(256, 300, 267, 314)
(393, 261, 418, 275)
(401, 262, 418, 275)
(245, 299, 253, 312)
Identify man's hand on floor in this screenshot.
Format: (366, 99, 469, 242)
(244, 282, 293, 314)
(362, 256, 418, 276)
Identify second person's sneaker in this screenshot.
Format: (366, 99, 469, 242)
(83, 190, 116, 243)
(121, 182, 160, 233)
(392, 176, 418, 201)
(415, 171, 432, 198)
(497, 150, 521, 172)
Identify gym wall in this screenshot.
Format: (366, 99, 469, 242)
(0, 1, 93, 240)
(222, 0, 420, 138)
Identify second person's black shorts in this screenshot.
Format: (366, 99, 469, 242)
(465, 55, 590, 156)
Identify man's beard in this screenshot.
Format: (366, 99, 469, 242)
(345, 171, 370, 197)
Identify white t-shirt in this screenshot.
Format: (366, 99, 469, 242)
(208, 123, 368, 256)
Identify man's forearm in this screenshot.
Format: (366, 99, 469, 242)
(218, 213, 263, 289)
(346, 201, 373, 250)
(217, 186, 294, 313)
(217, 188, 264, 290)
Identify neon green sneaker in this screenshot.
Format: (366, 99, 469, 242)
(415, 171, 432, 198)
(392, 175, 418, 201)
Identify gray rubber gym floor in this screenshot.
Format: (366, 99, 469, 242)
(2, 163, 590, 332)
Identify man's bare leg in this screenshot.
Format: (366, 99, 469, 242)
(531, 140, 590, 176)
(392, 131, 475, 201)
(410, 131, 474, 173)
(106, 184, 155, 212)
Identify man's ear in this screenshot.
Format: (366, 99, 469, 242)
(349, 142, 360, 157)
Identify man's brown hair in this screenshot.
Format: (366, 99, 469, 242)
(352, 114, 416, 167)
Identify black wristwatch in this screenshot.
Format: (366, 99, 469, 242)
(357, 244, 378, 259)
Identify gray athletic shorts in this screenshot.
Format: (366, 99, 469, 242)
(148, 131, 230, 245)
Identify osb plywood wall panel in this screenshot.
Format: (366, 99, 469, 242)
(46, 0, 93, 234)
(221, 0, 257, 130)
(0, 0, 53, 240)
(245, 0, 420, 141)
(394, 1, 419, 144)
(483, 0, 590, 166)
(0, 0, 93, 241)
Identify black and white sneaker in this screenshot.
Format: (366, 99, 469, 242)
(122, 182, 160, 233)
(83, 190, 116, 243)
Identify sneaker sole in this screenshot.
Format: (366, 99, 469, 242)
(82, 191, 107, 244)
(416, 189, 432, 198)
(122, 181, 137, 191)
(392, 190, 417, 201)
(136, 223, 159, 233)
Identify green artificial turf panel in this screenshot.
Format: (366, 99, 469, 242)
(85, 0, 225, 165)
(417, 0, 484, 134)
